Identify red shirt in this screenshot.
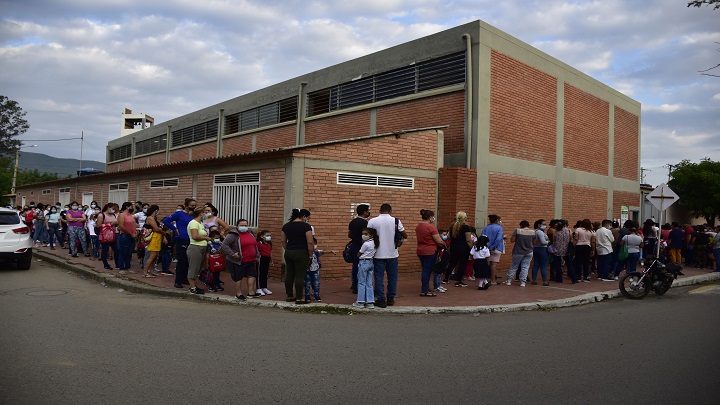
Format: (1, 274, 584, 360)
(415, 222, 439, 256)
(238, 232, 258, 263)
(257, 240, 272, 257)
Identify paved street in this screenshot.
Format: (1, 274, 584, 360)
(1, 260, 719, 404)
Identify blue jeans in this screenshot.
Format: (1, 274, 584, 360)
(373, 257, 398, 301)
(507, 252, 533, 282)
(531, 247, 548, 282)
(419, 253, 438, 293)
(101, 241, 119, 269)
(627, 252, 641, 273)
(33, 222, 47, 243)
(117, 233, 134, 270)
(160, 248, 173, 272)
(304, 270, 320, 300)
(89, 235, 100, 257)
(357, 259, 374, 304)
(597, 253, 612, 279)
(47, 223, 63, 248)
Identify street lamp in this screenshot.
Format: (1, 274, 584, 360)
(11, 144, 38, 195)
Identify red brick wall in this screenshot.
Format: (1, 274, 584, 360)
(303, 168, 438, 278)
(376, 91, 466, 154)
(564, 84, 609, 175)
(108, 161, 131, 172)
(295, 130, 440, 170)
(191, 141, 217, 160)
(258, 168, 286, 279)
(148, 152, 167, 166)
(135, 175, 195, 212)
(438, 167, 476, 228)
(613, 106, 640, 181)
(222, 135, 253, 156)
(613, 190, 640, 219)
(305, 110, 370, 144)
(490, 51, 557, 165)
(169, 149, 189, 163)
(562, 183, 608, 223)
(255, 125, 296, 151)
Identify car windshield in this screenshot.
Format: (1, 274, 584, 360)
(0, 212, 21, 225)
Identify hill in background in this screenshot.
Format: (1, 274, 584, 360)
(7, 151, 106, 177)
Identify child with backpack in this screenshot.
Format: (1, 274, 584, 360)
(305, 237, 336, 303)
(206, 230, 225, 292)
(471, 234, 492, 290)
(256, 230, 273, 295)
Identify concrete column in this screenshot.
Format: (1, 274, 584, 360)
(554, 79, 565, 218)
(217, 109, 224, 157)
(283, 156, 305, 217)
(296, 82, 307, 145)
(607, 104, 615, 219)
(474, 36, 491, 228)
(130, 136, 136, 170)
(165, 125, 172, 164)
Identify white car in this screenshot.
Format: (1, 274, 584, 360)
(0, 207, 33, 270)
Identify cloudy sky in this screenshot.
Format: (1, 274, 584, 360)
(1, 0, 718, 186)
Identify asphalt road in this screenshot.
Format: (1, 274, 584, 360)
(1, 260, 719, 405)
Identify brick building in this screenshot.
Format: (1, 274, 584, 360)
(16, 20, 641, 278)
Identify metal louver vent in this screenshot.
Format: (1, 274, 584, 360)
(214, 172, 260, 185)
(150, 178, 179, 188)
(337, 172, 414, 189)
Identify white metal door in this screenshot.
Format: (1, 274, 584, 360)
(212, 173, 260, 228)
(82, 192, 93, 206)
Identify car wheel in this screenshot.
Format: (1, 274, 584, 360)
(17, 257, 32, 270)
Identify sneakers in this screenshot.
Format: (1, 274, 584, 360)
(236, 295, 247, 301)
(189, 287, 205, 295)
(365, 303, 375, 309)
(502, 280, 512, 286)
(455, 282, 468, 287)
(256, 289, 266, 296)
(247, 293, 263, 298)
(582, 278, 590, 283)
(435, 286, 447, 293)
(600, 278, 614, 281)
(262, 288, 273, 295)
(352, 302, 365, 308)
(520, 282, 526, 287)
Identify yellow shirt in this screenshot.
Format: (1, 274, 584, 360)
(187, 219, 207, 246)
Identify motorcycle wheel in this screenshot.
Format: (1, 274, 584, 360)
(619, 272, 650, 299)
(654, 280, 673, 296)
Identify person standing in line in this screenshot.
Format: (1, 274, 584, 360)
(116, 202, 137, 270)
(348, 204, 371, 294)
(619, 227, 644, 273)
(163, 198, 196, 288)
(573, 219, 596, 282)
(367, 203, 408, 308)
(415, 209, 445, 296)
(595, 219, 615, 281)
(691, 226, 711, 269)
(443, 211, 473, 288)
(187, 206, 212, 295)
(530, 219, 549, 286)
(32, 203, 47, 248)
(46, 205, 63, 250)
(503, 220, 535, 287)
(256, 230, 273, 295)
(353, 227, 378, 308)
(141, 205, 165, 278)
(550, 220, 573, 283)
(280, 209, 314, 304)
(134, 202, 150, 264)
(222, 219, 260, 301)
(65, 201, 88, 258)
(482, 214, 505, 284)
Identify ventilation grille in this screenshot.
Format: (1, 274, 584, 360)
(135, 135, 167, 156)
(149, 178, 179, 188)
(171, 119, 218, 148)
(109, 144, 132, 162)
(214, 172, 260, 185)
(307, 51, 465, 116)
(337, 172, 414, 189)
(224, 97, 297, 135)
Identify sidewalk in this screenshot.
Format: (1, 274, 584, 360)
(33, 246, 720, 314)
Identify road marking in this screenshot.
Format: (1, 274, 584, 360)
(688, 285, 720, 294)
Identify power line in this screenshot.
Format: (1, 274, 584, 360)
(20, 137, 83, 142)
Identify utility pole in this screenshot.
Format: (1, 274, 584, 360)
(79, 131, 84, 177)
(664, 164, 675, 183)
(640, 167, 651, 184)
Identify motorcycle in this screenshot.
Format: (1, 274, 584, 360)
(619, 256, 684, 299)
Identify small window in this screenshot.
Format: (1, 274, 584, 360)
(59, 187, 70, 193)
(42, 189, 51, 195)
(337, 172, 414, 189)
(109, 183, 129, 191)
(150, 178, 179, 188)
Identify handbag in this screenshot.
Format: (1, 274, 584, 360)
(618, 236, 629, 261)
(99, 222, 116, 244)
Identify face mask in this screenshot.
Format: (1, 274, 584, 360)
(498, 221, 503, 225)
(265, 236, 272, 242)
(362, 234, 370, 241)
(430, 217, 436, 223)
(94, 209, 100, 214)
(176, 209, 182, 212)
(540, 225, 547, 230)
(238, 226, 248, 233)
(51, 209, 57, 213)
(143, 209, 147, 214)
(203, 213, 211, 220)
(72, 206, 79, 210)
(109, 209, 115, 214)
(213, 238, 220, 244)
(91, 204, 96, 208)
(441, 235, 448, 241)
(56, 205, 61, 209)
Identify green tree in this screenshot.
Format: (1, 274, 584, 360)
(0, 156, 64, 204)
(0, 95, 28, 154)
(688, 0, 720, 9)
(668, 158, 720, 226)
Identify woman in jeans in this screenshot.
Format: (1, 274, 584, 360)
(619, 227, 644, 273)
(415, 209, 446, 296)
(551, 220, 576, 283)
(281, 208, 314, 304)
(32, 203, 47, 247)
(46, 205, 63, 250)
(573, 218, 596, 282)
(65, 201, 87, 258)
(531, 219, 549, 286)
(116, 202, 137, 270)
(98, 203, 120, 270)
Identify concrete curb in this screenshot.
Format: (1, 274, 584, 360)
(35, 251, 720, 315)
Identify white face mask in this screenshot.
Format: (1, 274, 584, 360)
(109, 209, 115, 214)
(264, 236, 272, 242)
(362, 234, 370, 241)
(203, 213, 211, 220)
(238, 226, 248, 233)
(213, 238, 220, 243)
(72, 206, 79, 210)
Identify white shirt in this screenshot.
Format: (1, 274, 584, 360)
(470, 245, 490, 259)
(595, 227, 615, 255)
(367, 213, 404, 259)
(359, 239, 376, 259)
(87, 218, 97, 236)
